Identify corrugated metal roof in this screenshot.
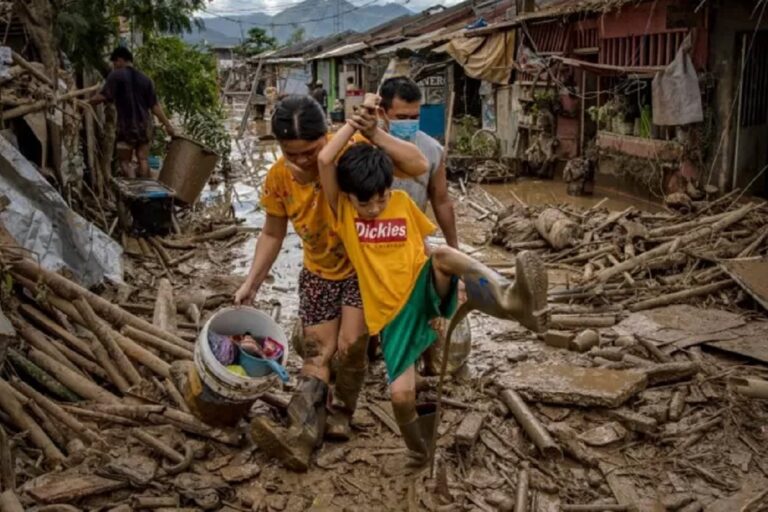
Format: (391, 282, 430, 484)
(375, 28, 449, 56)
(310, 41, 369, 61)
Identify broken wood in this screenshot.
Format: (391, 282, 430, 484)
(729, 377, 768, 400)
(629, 280, 733, 312)
(454, 413, 485, 451)
(550, 314, 616, 329)
(26, 474, 126, 504)
(111, 328, 172, 378)
(131, 430, 185, 464)
(74, 298, 143, 386)
(499, 389, 561, 458)
(0, 491, 25, 512)
(515, 462, 530, 512)
(27, 348, 120, 404)
(163, 378, 192, 413)
(18, 302, 94, 358)
(0, 377, 64, 462)
(122, 325, 194, 359)
(11, 377, 105, 446)
(87, 333, 131, 392)
(534, 208, 582, 249)
(0, 426, 13, 492)
(152, 278, 177, 335)
(595, 203, 756, 283)
(7, 349, 80, 402)
(644, 362, 700, 386)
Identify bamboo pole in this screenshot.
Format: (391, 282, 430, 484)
(11, 378, 105, 446)
(27, 348, 120, 404)
(6, 349, 80, 402)
(0, 427, 14, 491)
(18, 302, 94, 358)
(112, 330, 171, 378)
(73, 298, 143, 386)
(500, 389, 561, 458)
(10, 259, 189, 348)
(122, 325, 193, 360)
(0, 490, 25, 512)
(0, 378, 64, 462)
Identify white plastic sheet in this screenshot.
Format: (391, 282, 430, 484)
(0, 134, 123, 287)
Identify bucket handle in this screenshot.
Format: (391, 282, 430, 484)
(265, 359, 290, 382)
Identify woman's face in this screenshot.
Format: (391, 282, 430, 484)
(279, 137, 326, 174)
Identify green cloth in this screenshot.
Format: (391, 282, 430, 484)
(380, 258, 458, 383)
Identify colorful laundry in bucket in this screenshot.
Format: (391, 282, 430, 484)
(226, 365, 248, 377)
(208, 331, 238, 365)
(233, 334, 284, 361)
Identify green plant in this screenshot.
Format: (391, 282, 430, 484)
(454, 116, 480, 156)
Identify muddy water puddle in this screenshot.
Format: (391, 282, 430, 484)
(483, 178, 663, 212)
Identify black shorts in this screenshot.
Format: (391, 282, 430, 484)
(299, 268, 363, 326)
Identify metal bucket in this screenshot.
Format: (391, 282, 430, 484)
(186, 307, 289, 427)
(158, 135, 218, 205)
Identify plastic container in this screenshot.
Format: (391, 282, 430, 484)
(185, 307, 289, 427)
(159, 135, 219, 205)
(239, 347, 290, 382)
(115, 178, 175, 236)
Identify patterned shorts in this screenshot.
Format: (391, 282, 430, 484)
(299, 268, 363, 326)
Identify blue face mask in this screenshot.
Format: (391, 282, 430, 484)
(389, 119, 419, 142)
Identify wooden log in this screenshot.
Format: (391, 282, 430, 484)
(152, 278, 177, 334)
(11, 378, 105, 446)
(163, 378, 191, 413)
(15, 323, 82, 375)
(190, 225, 239, 243)
(534, 208, 581, 250)
(550, 315, 616, 329)
(515, 462, 530, 512)
(112, 330, 172, 378)
(169, 250, 196, 267)
(74, 298, 143, 386)
(122, 325, 193, 360)
(10, 259, 190, 348)
(0, 491, 25, 512)
(0, 378, 65, 462)
(729, 377, 768, 400)
(27, 348, 120, 404)
(7, 349, 80, 402)
(648, 210, 731, 238)
(628, 280, 733, 312)
(637, 337, 672, 363)
(87, 334, 131, 392)
(0, 426, 14, 492)
(644, 362, 700, 386)
(668, 389, 687, 422)
(18, 303, 93, 358)
(149, 238, 174, 268)
(132, 496, 180, 508)
(131, 430, 184, 464)
(26, 400, 67, 451)
(596, 204, 756, 283)
(62, 406, 140, 426)
(499, 389, 560, 458)
(26, 474, 126, 504)
(149, 409, 241, 445)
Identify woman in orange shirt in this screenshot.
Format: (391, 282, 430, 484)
(235, 95, 428, 471)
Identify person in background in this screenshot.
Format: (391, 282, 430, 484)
(377, 76, 470, 377)
(311, 80, 328, 114)
(89, 46, 175, 179)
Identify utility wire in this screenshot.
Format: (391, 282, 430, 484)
(201, 0, 381, 27)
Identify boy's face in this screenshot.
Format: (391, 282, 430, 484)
(350, 190, 391, 220)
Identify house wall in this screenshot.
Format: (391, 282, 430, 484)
(495, 84, 520, 157)
(709, 0, 768, 195)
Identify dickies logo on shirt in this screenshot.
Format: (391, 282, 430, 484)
(355, 218, 407, 243)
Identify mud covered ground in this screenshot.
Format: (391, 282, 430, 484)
(106, 133, 768, 512)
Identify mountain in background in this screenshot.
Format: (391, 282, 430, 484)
(187, 0, 413, 46)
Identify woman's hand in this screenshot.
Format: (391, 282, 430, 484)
(234, 278, 260, 306)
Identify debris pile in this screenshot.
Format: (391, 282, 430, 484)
(491, 190, 768, 314)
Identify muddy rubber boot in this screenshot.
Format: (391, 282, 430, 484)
(326, 334, 369, 441)
(462, 250, 549, 333)
(326, 367, 366, 441)
(416, 403, 437, 462)
(251, 376, 328, 472)
(400, 416, 430, 468)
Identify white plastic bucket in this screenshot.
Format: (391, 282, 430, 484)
(195, 307, 289, 402)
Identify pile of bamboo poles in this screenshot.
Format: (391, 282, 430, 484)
(0, 250, 247, 509)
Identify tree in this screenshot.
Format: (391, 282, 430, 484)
(287, 26, 306, 46)
(235, 27, 278, 57)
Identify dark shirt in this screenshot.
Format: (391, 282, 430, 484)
(311, 87, 327, 109)
(101, 67, 158, 144)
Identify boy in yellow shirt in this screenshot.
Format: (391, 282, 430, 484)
(318, 109, 548, 468)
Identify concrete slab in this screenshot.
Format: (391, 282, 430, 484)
(500, 363, 648, 408)
(722, 258, 768, 311)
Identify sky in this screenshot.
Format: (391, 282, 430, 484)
(203, 0, 463, 17)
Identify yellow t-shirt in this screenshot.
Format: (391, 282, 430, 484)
(334, 190, 436, 335)
(261, 158, 353, 281)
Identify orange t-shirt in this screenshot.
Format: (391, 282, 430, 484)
(261, 158, 353, 281)
(334, 190, 436, 335)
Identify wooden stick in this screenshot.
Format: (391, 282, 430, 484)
(149, 238, 174, 269)
(163, 378, 191, 413)
(0, 490, 25, 512)
(628, 280, 733, 312)
(152, 278, 177, 334)
(500, 389, 561, 458)
(595, 204, 756, 283)
(150, 409, 241, 446)
(190, 225, 239, 243)
(18, 303, 93, 358)
(7, 349, 80, 402)
(131, 430, 184, 464)
(87, 334, 131, 392)
(10, 259, 190, 348)
(11, 51, 53, 85)
(74, 298, 143, 386)
(16, 322, 82, 375)
(62, 406, 141, 426)
(11, 378, 105, 446)
(515, 462, 530, 512)
(0, 378, 65, 462)
(25, 400, 67, 451)
(122, 325, 193, 360)
(0, 426, 13, 492)
(27, 348, 120, 404)
(112, 329, 172, 378)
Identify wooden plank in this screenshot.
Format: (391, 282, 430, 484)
(27, 474, 126, 503)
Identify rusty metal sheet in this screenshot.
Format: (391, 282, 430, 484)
(721, 258, 768, 311)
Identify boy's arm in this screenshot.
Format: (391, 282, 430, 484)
(351, 110, 429, 178)
(317, 122, 357, 216)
